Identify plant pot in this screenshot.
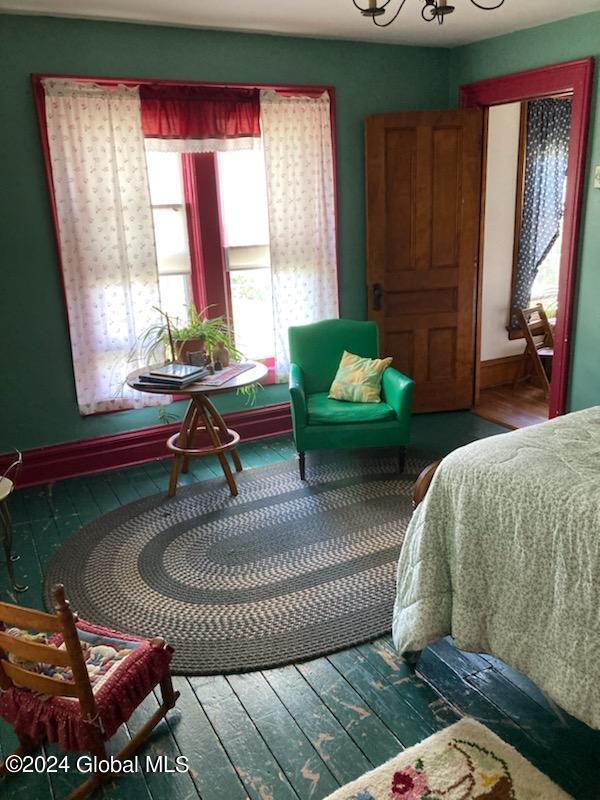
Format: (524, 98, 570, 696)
(174, 337, 205, 364)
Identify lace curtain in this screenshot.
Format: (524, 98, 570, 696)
(43, 79, 167, 414)
(259, 90, 339, 379)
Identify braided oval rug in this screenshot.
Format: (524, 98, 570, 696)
(43, 453, 427, 674)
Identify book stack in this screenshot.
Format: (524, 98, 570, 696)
(134, 363, 207, 390)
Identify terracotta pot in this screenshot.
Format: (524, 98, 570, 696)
(174, 337, 205, 364)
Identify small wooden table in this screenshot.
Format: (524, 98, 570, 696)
(127, 362, 268, 498)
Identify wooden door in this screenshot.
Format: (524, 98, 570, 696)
(365, 109, 483, 412)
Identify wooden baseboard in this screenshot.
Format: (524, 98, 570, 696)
(479, 355, 524, 390)
(0, 402, 292, 488)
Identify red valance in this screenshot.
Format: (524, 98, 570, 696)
(139, 85, 260, 140)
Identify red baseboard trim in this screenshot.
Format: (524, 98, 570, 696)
(1, 403, 292, 488)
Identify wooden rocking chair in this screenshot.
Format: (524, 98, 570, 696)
(0, 584, 179, 799)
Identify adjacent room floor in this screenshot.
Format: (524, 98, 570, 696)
(474, 381, 549, 429)
(1, 414, 598, 800)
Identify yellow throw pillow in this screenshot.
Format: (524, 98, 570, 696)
(329, 351, 392, 404)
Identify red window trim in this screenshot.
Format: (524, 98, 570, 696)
(32, 73, 339, 401)
(180, 154, 207, 311)
(181, 152, 229, 318)
(183, 152, 277, 385)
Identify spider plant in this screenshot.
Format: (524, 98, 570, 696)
(127, 304, 260, 404)
(136, 304, 243, 365)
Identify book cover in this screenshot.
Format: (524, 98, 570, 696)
(149, 363, 205, 380)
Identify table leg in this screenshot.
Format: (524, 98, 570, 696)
(205, 397, 243, 474)
(168, 401, 196, 498)
(195, 396, 238, 497)
(181, 406, 200, 475)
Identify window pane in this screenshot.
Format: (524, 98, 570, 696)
(530, 228, 561, 320)
(146, 151, 184, 205)
(229, 268, 275, 359)
(158, 273, 192, 326)
(152, 206, 192, 275)
(217, 149, 269, 247)
(225, 244, 270, 271)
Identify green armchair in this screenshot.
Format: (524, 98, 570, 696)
(288, 319, 414, 480)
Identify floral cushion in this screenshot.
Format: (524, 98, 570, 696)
(328, 351, 392, 404)
(6, 626, 139, 693)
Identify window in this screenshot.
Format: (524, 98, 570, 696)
(35, 75, 338, 413)
(529, 219, 562, 322)
(217, 149, 275, 360)
(147, 147, 276, 365)
(147, 151, 193, 323)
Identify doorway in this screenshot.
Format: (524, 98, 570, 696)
(363, 60, 592, 421)
(474, 96, 571, 429)
(461, 58, 594, 426)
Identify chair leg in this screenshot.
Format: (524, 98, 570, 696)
(298, 451, 306, 481)
(398, 446, 406, 474)
(103, 667, 180, 772)
(159, 668, 180, 710)
(512, 350, 528, 389)
(0, 501, 28, 593)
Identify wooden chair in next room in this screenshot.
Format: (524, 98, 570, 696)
(513, 303, 554, 398)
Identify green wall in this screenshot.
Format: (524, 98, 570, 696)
(449, 11, 600, 412)
(2, 11, 599, 452)
(0, 14, 449, 451)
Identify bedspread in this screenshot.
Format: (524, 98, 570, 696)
(392, 406, 600, 729)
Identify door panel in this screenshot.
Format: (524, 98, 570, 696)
(366, 109, 483, 412)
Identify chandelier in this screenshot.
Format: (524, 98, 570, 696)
(353, 0, 506, 27)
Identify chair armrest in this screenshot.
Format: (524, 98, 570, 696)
(289, 362, 307, 427)
(382, 367, 414, 423)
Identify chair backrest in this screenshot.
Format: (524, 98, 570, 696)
(515, 304, 554, 350)
(0, 584, 97, 715)
(288, 319, 380, 395)
(1, 450, 23, 488)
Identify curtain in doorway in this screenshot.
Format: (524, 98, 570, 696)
(511, 98, 571, 329)
(43, 79, 168, 415)
(259, 90, 339, 379)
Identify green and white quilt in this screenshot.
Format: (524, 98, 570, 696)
(392, 406, 600, 729)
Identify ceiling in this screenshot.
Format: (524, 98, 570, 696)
(2, 0, 600, 47)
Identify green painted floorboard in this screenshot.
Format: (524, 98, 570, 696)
(1, 413, 598, 800)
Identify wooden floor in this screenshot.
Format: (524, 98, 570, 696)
(474, 381, 549, 429)
(1, 413, 598, 800)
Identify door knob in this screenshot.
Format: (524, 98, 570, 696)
(372, 282, 383, 311)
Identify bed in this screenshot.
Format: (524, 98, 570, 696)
(392, 406, 600, 729)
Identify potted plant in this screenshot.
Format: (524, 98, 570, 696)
(138, 304, 242, 366)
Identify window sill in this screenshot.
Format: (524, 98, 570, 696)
(256, 357, 276, 385)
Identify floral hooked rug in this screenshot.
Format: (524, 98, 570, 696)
(43, 453, 428, 674)
(323, 718, 572, 800)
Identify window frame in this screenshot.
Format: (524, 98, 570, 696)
(183, 152, 276, 382)
(147, 151, 195, 322)
(32, 73, 339, 399)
